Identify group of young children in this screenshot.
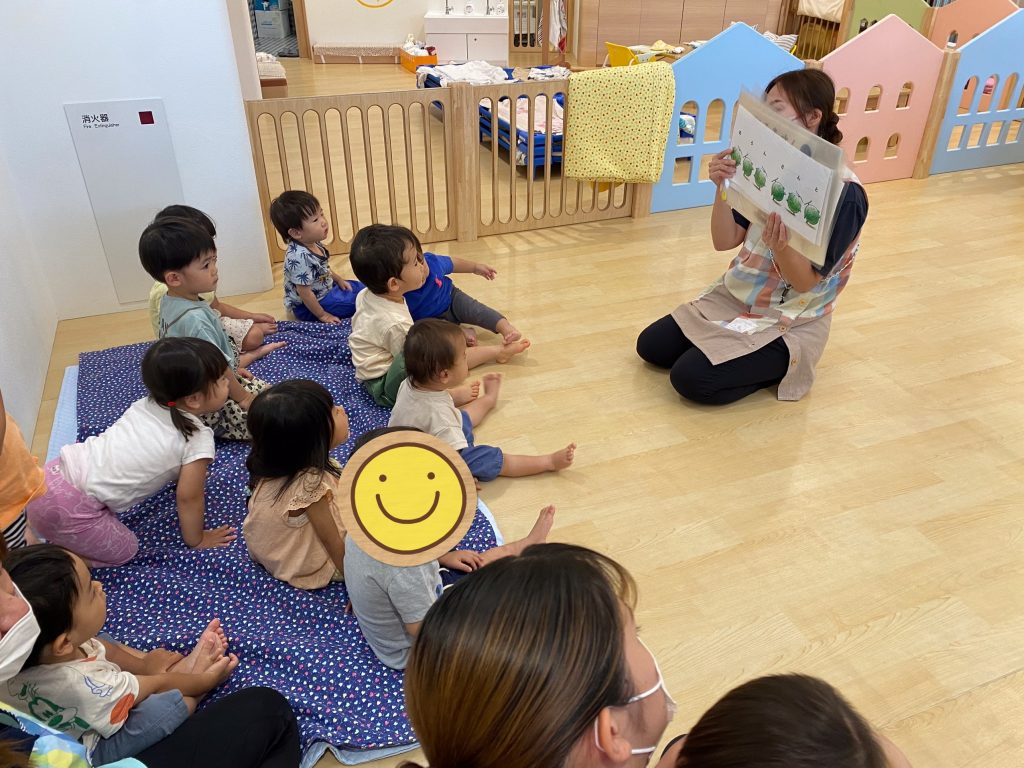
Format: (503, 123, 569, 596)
(0, 191, 576, 761)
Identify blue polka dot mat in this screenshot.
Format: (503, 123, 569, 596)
(76, 321, 499, 765)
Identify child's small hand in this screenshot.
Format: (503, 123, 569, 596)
(140, 648, 184, 674)
(474, 263, 498, 280)
(237, 367, 254, 381)
(439, 550, 485, 572)
(252, 312, 276, 324)
(197, 525, 237, 549)
(319, 312, 342, 324)
(337, 279, 354, 291)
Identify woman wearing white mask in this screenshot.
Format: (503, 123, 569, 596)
(637, 69, 868, 406)
(402, 543, 677, 768)
(0, 538, 301, 767)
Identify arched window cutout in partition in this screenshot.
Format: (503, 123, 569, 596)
(884, 133, 900, 158)
(865, 85, 882, 112)
(678, 100, 699, 146)
(835, 87, 850, 115)
(706, 99, 726, 143)
(854, 136, 870, 162)
(978, 75, 999, 113)
(896, 82, 913, 109)
(998, 74, 1019, 111)
(958, 76, 978, 116)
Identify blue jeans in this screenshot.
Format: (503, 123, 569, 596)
(291, 282, 365, 321)
(90, 690, 189, 763)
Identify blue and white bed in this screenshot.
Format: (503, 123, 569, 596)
(419, 67, 565, 170)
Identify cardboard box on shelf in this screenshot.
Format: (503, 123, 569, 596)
(255, 9, 292, 39)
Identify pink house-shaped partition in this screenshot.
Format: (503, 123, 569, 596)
(822, 14, 943, 183)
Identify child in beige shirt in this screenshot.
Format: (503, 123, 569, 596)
(243, 380, 350, 589)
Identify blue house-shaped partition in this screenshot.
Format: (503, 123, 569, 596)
(930, 10, 1024, 174)
(651, 24, 803, 213)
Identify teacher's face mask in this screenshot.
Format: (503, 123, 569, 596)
(0, 583, 39, 682)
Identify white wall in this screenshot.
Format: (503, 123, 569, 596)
(0, 150, 57, 438)
(0, 1, 272, 322)
(306, 0, 434, 47)
(227, 0, 263, 101)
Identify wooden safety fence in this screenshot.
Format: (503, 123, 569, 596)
(246, 81, 642, 262)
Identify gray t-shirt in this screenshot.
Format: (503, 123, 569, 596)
(344, 536, 443, 669)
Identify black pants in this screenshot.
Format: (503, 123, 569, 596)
(136, 687, 300, 768)
(636, 315, 790, 405)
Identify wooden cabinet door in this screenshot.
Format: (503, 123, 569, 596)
(428, 33, 469, 63)
(681, 0, 726, 41)
(639, 0, 685, 45)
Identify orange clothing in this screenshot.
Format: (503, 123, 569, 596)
(0, 415, 46, 528)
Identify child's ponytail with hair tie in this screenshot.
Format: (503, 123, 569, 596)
(142, 337, 230, 441)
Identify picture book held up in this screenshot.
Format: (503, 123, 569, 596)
(726, 91, 846, 267)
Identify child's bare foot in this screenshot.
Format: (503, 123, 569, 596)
(449, 381, 480, 406)
(255, 321, 278, 335)
(548, 443, 576, 472)
(239, 341, 287, 368)
(525, 505, 556, 545)
(462, 327, 479, 347)
(480, 372, 502, 405)
(496, 319, 521, 344)
(496, 338, 530, 363)
(200, 653, 240, 691)
(175, 619, 227, 673)
(252, 341, 287, 360)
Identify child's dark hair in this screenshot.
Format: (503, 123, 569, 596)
(404, 319, 464, 386)
(349, 224, 422, 294)
(139, 217, 216, 282)
(142, 338, 229, 439)
(269, 190, 321, 242)
(4, 544, 80, 669)
(352, 426, 424, 453)
(677, 674, 887, 768)
(246, 379, 342, 496)
(765, 69, 843, 145)
(154, 204, 217, 238)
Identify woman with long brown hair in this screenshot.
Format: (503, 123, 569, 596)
(637, 69, 868, 405)
(403, 543, 676, 768)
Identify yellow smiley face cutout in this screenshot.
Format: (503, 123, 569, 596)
(339, 431, 477, 566)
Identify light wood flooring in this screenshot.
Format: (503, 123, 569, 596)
(32, 60, 1024, 767)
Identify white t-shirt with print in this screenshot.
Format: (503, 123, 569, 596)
(388, 380, 468, 450)
(348, 290, 413, 381)
(1, 637, 139, 752)
(60, 397, 216, 512)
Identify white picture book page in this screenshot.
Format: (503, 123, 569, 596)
(726, 91, 846, 265)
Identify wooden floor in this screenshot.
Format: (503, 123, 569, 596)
(33, 60, 1024, 767)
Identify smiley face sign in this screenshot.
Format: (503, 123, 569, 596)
(338, 431, 477, 566)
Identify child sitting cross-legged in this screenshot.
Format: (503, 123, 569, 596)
(348, 224, 529, 409)
(243, 380, 350, 589)
(271, 190, 363, 324)
(1, 544, 239, 765)
(389, 319, 575, 482)
(26, 338, 238, 567)
(145, 204, 284, 368)
(141, 216, 270, 440)
(344, 427, 557, 670)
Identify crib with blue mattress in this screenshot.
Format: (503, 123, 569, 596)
(419, 67, 565, 171)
